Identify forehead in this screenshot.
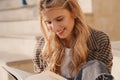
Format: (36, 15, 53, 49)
(41, 8, 71, 20)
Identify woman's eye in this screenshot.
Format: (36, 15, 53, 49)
(57, 18, 63, 21)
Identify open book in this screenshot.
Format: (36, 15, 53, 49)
(2, 65, 67, 80)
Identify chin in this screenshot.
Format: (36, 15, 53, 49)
(58, 35, 66, 39)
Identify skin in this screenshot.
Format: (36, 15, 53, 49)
(41, 8, 76, 47)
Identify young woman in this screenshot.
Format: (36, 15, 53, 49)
(33, 0, 113, 80)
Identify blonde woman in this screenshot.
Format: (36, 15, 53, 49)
(33, 0, 113, 80)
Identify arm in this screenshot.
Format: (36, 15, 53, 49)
(87, 29, 113, 73)
(32, 36, 46, 73)
(95, 34, 114, 79)
(96, 32, 113, 72)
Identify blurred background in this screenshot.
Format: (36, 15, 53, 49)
(0, 0, 120, 40)
(0, 0, 120, 80)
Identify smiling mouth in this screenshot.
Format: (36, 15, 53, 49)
(57, 28, 65, 35)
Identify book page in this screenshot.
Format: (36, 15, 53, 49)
(2, 65, 33, 80)
(2, 66, 67, 80)
(25, 70, 67, 80)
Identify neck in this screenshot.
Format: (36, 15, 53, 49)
(62, 35, 75, 48)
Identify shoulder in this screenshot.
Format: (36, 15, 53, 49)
(87, 27, 113, 71)
(88, 27, 110, 50)
(89, 27, 109, 41)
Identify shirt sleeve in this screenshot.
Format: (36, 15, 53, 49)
(32, 36, 46, 73)
(87, 29, 113, 73)
(96, 32, 113, 72)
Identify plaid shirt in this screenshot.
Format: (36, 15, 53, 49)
(32, 28, 113, 74)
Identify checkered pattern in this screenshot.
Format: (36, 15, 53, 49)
(32, 28, 113, 75)
(32, 37, 46, 73)
(87, 28, 113, 72)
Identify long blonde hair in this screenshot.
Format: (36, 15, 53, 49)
(38, 0, 90, 76)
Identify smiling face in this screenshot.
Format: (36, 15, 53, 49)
(41, 8, 75, 40)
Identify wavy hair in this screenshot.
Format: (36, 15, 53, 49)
(38, 0, 90, 76)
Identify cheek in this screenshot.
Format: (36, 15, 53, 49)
(66, 19, 75, 29)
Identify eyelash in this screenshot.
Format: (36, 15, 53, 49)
(46, 17, 63, 25)
(57, 18, 63, 21)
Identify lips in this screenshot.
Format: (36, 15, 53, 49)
(57, 28, 65, 35)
